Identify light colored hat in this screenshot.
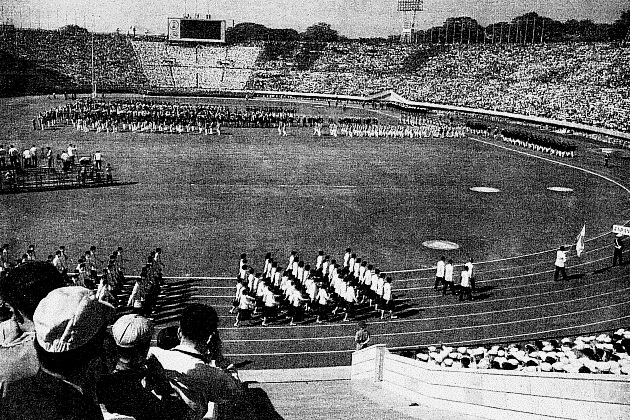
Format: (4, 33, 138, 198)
(34, 286, 115, 353)
(497, 350, 506, 357)
(552, 362, 565, 372)
(540, 362, 552, 372)
(443, 358, 453, 367)
(427, 346, 437, 352)
(457, 346, 468, 354)
(564, 364, 580, 374)
(416, 353, 429, 362)
(596, 361, 611, 373)
(112, 314, 154, 348)
(477, 359, 490, 369)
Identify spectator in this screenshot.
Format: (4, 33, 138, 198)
(355, 321, 370, 350)
(97, 314, 190, 420)
(0, 262, 65, 397)
(149, 303, 253, 420)
(0, 286, 115, 420)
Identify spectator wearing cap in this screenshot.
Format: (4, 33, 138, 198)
(97, 314, 190, 420)
(149, 303, 252, 420)
(1, 286, 115, 420)
(0, 262, 65, 397)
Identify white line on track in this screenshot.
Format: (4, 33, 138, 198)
(223, 314, 630, 357)
(219, 272, 630, 334)
(223, 287, 630, 343)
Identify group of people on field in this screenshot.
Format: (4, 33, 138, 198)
(232, 248, 396, 327)
(434, 256, 476, 301)
(0, 242, 164, 317)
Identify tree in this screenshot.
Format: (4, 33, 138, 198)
(59, 24, 88, 34)
(610, 10, 630, 40)
(302, 22, 338, 42)
(226, 22, 270, 43)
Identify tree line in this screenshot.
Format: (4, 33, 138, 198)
(226, 10, 629, 44)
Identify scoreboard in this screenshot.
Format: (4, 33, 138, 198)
(167, 18, 226, 43)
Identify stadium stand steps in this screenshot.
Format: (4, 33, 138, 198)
(114, 278, 199, 324)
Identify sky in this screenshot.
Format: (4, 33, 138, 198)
(0, 0, 627, 38)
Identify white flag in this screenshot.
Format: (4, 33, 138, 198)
(575, 224, 585, 257)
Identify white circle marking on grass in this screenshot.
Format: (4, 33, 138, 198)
(422, 240, 460, 250)
(547, 187, 574, 192)
(470, 187, 501, 193)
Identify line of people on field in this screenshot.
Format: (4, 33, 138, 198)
(434, 256, 476, 301)
(0, 242, 165, 317)
(232, 248, 397, 327)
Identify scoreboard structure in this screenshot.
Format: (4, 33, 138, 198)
(167, 18, 226, 43)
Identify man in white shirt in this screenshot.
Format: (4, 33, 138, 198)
(442, 259, 456, 295)
(554, 246, 568, 281)
(465, 257, 475, 291)
(381, 277, 397, 319)
(261, 282, 278, 326)
(459, 268, 472, 301)
(149, 304, 252, 419)
(434, 256, 446, 291)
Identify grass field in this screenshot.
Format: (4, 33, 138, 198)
(2, 95, 630, 369)
(0, 95, 629, 277)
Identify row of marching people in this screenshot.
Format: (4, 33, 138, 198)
(231, 248, 397, 327)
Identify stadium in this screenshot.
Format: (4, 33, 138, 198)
(0, 1, 629, 419)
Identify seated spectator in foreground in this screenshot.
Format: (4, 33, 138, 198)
(1, 286, 115, 420)
(149, 303, 253, 420)
(97, 314, 190, 420)
(0, 262, 65, 397)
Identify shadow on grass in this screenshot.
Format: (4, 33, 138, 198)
(247, 386, 285, 420)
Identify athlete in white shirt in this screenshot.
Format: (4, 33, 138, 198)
(381, 277, 397, 319)
(435, 257, 446, 290)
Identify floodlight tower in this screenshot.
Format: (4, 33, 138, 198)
(398, 0, 423, 43)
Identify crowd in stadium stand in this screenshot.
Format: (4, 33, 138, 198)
(253, 42, 630, 133)
(233, 248, 396, 327)
(0, 261, 252, 420)
(131, 41, 260, 90)
(5, 27, 629, 134)
(405, 329, 630, 375)
(14, 29, 146, 91)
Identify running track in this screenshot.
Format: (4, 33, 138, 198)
(183, 135, 630, 370)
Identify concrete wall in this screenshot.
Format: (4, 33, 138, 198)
(351, 344, 387, 382)
(351, 346, 630, 420)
